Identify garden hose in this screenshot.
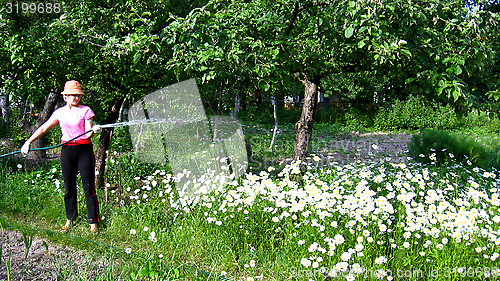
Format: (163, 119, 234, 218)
(0, 129, 94, 159)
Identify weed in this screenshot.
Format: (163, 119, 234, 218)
(21, 231, 33, 259)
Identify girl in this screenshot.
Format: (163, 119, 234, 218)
(21, 80, 101, 234)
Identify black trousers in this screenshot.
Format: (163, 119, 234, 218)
(60, 143, 100, 224)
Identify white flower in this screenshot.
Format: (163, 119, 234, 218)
(129, 229, 136, 235)
(308, 242, 319, 252)
(334, 234, 345, 245)
(125, 248, 132, 254)
(143, 226, 149, 232)
(375, 269, 387, 279)
(340, 252, 351, 261)
(301, 258, 311, 268)
(375, 256, 387, 264)
(249, 260, 256, 268)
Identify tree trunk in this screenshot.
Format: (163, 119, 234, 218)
(0, 87, 8, 122)
(30, 90, 61, 160)
(293, 73, 319, 162)
(269, 96, 279, 150)
(234, 91, 241, 119)
(95, 97, 124, 189)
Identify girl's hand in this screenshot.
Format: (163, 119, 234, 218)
(92, 125, 102, 133)
(21, 142, 31, 154)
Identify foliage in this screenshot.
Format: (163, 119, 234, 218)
(238, 104, 302, 125)
(109, 126, 133, 152)
(460, 109, 500, 134)
(408, 128, 500, 170)
(0, 0, 498, 164)
(374, 95, 460, 131)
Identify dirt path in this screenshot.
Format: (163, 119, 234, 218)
(275, 132, 413, 167)
(323, 132, 412, 164)
(0, 228, 108, 281)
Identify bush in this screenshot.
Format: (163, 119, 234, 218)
(461, 109, 500, 134)
(111, 126, 133, 152)
(408, 128, 500, 170)
(374, 95, 459, 131)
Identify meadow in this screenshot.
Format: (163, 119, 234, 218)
(1, 109, 500, 280)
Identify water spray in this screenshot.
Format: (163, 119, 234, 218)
(1, 79, 249, 198)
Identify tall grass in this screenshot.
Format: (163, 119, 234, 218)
(1, 120, 500, 280)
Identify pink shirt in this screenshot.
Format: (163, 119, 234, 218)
(49, 105, 95, 142)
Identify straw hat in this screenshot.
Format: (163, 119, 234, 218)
(61, 80, 85, 95)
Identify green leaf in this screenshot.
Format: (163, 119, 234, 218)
(345, 26, 354, 39)
(405, 78, 415, 84)
(132, 52, 142, 64)
(452, 89, 460, 101)
(262, 83, 270, 92)
(400, 49, 412, 58)
(357, 40, 366, 49)
(454, 66, 462, 75)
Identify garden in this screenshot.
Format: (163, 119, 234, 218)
(1, 0, 499, 280)
(2, 98, 500, 280)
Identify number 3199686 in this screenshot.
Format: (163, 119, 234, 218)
(5, 2, 62, 14)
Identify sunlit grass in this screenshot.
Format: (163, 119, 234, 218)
(2, 121, 500, 280)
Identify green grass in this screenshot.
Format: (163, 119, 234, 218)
(2, 118, 500, 280)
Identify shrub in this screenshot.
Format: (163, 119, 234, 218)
(374, 95, 459, 131)
(111, 126, 133, 152)
(461, 109, 500, 134)
(408, 128, 500, 170)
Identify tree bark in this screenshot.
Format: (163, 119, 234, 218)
(293, 73, 319, 162)
(234, 90, 241, 119)
(269, 96, 279, 150)
(30, 90, 61, 160)
(0, 86, 8, 122)
(95, 97, 124, 189)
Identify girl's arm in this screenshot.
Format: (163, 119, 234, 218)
(85, 118, 96, 138)
(21, 118, 59, 154)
